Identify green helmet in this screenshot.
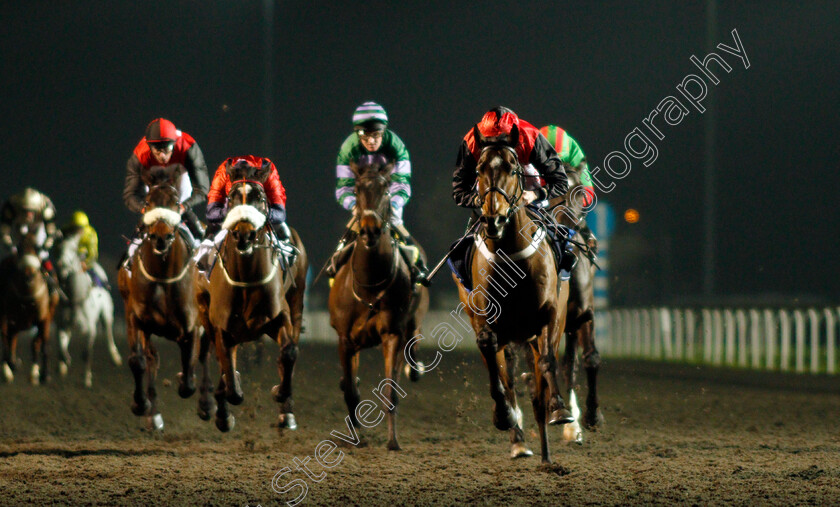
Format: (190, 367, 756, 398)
(352, 102, 388, 130)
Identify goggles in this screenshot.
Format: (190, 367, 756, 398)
(148, 141, 175, 154)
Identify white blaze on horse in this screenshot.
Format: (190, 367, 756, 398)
(54, 233, 121, 388)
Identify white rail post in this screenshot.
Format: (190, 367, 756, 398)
(633, 309, 643, 357)
(807, 309, 820, 374)
(713, 310, 724, 366)
(702, 309, 713, 363)
(736, 309, 748, 367)
(642, 309, 653, 358)
(686, 309, 696, 362)
(724, 309, 736, 366)
(793, 310, 807, 373)
(764, 309, 776, 370)
(749, 309, 761, 369)
(652, 308, 662, 359)
(779, 310, 791, 372)
(826, 309, 836, 374)
(622, 309, 632, 356)
(674, 309, 685, 360)
(661, 308, 673, 360)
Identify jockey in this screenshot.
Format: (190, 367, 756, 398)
(325, 101, 429, 285)
(195, 156, 292, 272)
(452, 107, 575, 272)
(539, 125, 598, 253)
(62, 210, 109, 289)
(123, 118, 210, 242)
(0, 187, 59, 290)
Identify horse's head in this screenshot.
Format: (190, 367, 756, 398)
(223, 180, 269, 256)
(351, 160, 393, 247)
(475, 139, 524, 240)
(142, 168, 183, 255)
(54, 234, 91, 302)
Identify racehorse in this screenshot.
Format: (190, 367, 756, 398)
(552, 162, 605, 442)
(195, 174, 308, 433)
(328, 160, 429, 450)
(453, 132, 574, 464)
(0, 232, 59, 385)
(117, 167, 200, 431)
(54, 233, 122, 388)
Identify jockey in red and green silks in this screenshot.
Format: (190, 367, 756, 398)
(539, 125, 598, 251)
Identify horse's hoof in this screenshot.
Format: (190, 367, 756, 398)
(549, 408, 575, 426)
(511, 443, 534, 459)
(405, 361, 425, 382)
(146, 413, 164, 432)
(110, 349, 123, 366)
(131, 398, 152, 416)
(215, 414, 235, 433)
(84, 371, 93, 389)
(276, 413, 297, 431)
(59, 361, 69, 377)
(584, 409, 605, 430)
(563, 422, 584, 444)
(493, 403, 517, 431)
(386, 440, 401, 451)
(226, 388, 244, 405)
(3, 363, 14, 383)
(177, 373, 196, 399)
(197, 398, 216, 421)
(30, 365, 40, 386)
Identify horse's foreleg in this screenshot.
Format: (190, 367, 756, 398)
(338, 338, 361, 428)
(176, 328, 198, 399)
(1, 323, 14, 383)
(213, 376, 235, 432)
(381, 335, 403, 451)
(145, 339, 163, 432)
(527, 342, 551, 464)
(127, 317, 150, 416)
(272, 320, 299, 430)
(477, 325, 516, 431)
(561, 329, 583, 443)
(101, 300, 122, 366)
(197, 327, 216, 421)
(538, 315, 573, 426)
(57, 326, 71, 376)
(579, 318, 604, 429)
(31, 321, 50, 385)
(215, 328, 243, 405)
(505, 346, 532, 459)
(83, 322, 96, 388)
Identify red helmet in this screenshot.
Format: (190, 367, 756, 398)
(144, 118, 178, 143)
(476, 106, 519, 138)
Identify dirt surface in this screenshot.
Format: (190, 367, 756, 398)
(1, 335, 839, 506)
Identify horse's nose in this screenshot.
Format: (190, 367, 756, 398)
(492, 215, 508, 230)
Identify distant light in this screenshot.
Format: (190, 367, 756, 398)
(624, 208, 640, 224)
(222, 104, 230, 112)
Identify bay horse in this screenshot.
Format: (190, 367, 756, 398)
(0, 232, 59, 385)
(551, 162, 604, 442)
(453, 135, 574, 464)
(195, 178, 308, 433)
(329, 160, 429, 450)
(117, 169, 199, 431)
(54, 233, 122, 388)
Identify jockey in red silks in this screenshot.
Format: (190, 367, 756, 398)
(123, 118, 210, 241)
(195, 156, 292, 271)
(452, 106, 568, 210)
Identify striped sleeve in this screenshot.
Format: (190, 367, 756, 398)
(387, 131, 411, 208)
(335, 134, 357, 210)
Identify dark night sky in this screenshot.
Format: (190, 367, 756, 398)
(1, 1, 838, 305)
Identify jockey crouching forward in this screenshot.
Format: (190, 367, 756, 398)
(194, 156, 294, 274)
(123, 118, 210, 245)
(62, 210, 110, 290)
(452, 107, 576, 276)
(539, 125, 598, 255)
(0, 187, 60, 292)
(325, 101, 429, 285)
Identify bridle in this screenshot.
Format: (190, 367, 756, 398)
(476, 145, 526, 219)
(136, 183, 190, 283)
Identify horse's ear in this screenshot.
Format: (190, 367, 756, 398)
(381, 162, 395, 176)
(145, 163, 185, 186)
(349, 161, 362, 178)
(473, 124, 486, 146)
(252, 159, 272, 184)
(508, 124, 519, 149)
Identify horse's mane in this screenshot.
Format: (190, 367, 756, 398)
(226, 158, 271, 184)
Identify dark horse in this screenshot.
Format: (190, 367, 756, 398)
(117, 167, 200, 431)
(0, 232, 59, 385)
(551, 163, 605, 442)
(328, 160, 429, 450)
(453, 132, 574, 464)
(195, 175, 308, 432)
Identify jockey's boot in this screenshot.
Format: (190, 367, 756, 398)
(325, 241, 354, 279)
(182, 208, 205, 245)
(394, 224, 430, 286)
(271, 222, 297, 267)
